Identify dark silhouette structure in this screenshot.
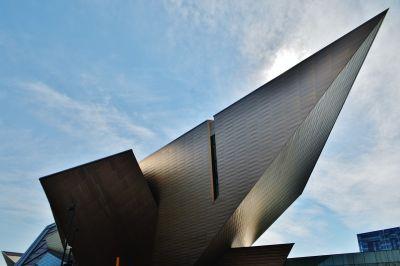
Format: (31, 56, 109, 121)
(40, 152, 157, 265)
(39, 10, 387, 266)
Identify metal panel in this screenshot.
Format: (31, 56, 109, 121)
(139, 121, 216, 265)
(35, 10, 388, 266)
(198, 15, 385, 264)
(40, 150, 157, 266)
(215, 244, 293, 266)
(210, 9, 386, 238)
(137, 10, 387, 265)
(45, 231, 63, 254)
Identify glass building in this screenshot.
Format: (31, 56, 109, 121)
(358, 227, 400, 252)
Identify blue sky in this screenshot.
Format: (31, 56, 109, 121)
(1, 0, 399, 263)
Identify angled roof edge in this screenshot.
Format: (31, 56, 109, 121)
(196, 9, 387, 265)
(213, 8, 388, 117)
(15, 223, 57, 266)
(140, 120, 213, 162)
(1, 251, 23, 257)
(39, 149, 133, 181)
(2, 251, 23, 265)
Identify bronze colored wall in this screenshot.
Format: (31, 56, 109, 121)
(40, 151, 157, 266)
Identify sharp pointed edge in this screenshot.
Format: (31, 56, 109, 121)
(195, 10, 387, 265)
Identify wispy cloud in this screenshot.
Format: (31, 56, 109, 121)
(163, 0, 307, 102)
(20, 81, 155, 155)
(256, 3, 400, 256)
(1, 0, 399, 260)
(304, 13, 400, 231)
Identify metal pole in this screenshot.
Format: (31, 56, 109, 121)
(60, 204, 76, 266)
(66, 227, 78, 265)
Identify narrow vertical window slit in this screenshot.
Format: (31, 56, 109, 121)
(210, 134, 219, 200)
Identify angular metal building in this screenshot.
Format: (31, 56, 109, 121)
(39, 10, 387, 266)
(2, 223, 65, 266)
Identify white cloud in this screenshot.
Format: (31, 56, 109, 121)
(256, 47, 309, 85)
(163, 0, 306, 98)
(253, 201, 329, 247)
(20, 81, 155, 154)
(304, 11, 400, 231)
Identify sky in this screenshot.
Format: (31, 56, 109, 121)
(0, 0, 399, 263)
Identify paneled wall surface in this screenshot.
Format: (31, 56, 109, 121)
(38, 10, 387, 266)
(140, 121, 218, 265)
(198, 16, 384, 264)
(41, 151, 157, 266)
(139, 10, 386, 265)
(210, 10, 386, 244)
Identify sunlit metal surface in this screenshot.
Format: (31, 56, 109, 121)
(38, 10, 387, 266)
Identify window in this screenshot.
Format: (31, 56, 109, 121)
(210, 134, 219, 200)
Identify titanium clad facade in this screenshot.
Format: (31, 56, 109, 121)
(138, 10, 386, 265)
(139, 121, 216, 265)
(40, 151, 158, 266)
(208, 10, 386, 243)
(35, 10, 388, 266)
(197, 18, 384, 264)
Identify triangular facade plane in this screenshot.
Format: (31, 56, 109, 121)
(35, 10, 387, 266)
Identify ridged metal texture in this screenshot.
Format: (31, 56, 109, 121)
(40, 150, 157, 266)
(45, 230, 64, 254)
(36, 10, 387, 266)
(197, 15, 385, 264)
(215, 244, 293, 266)
(139, 10, 386, 265)
(139, 121, 216, 265)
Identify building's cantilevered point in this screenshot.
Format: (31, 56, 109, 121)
(196, 9, 387, 265)
(38, 9, 387, 266)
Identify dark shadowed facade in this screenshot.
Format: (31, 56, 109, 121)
(40, 151, 157, 265)
(38, 10, 387, 266)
